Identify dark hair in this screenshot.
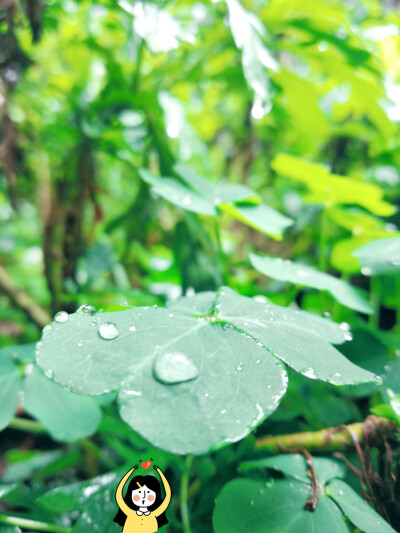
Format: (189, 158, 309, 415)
(113, 474, 169, 529)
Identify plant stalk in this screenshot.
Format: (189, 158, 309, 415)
(9, 417, 45, 433)
(0, 514, 71, 533)
(255, 417, 397, 452)
(180, 455, 194, 533)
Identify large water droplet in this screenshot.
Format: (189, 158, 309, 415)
(77, 304, 96, 316)
(153, 352, 199, 385)
(99, 322, 119, 340)
(55, 311, 69, 323)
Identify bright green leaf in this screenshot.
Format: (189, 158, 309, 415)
(250, 253, 373, 314)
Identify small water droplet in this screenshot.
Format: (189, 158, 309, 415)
(153, 352, 199, 385)
(45, 368, 53, 379)
(204, 392, 209, 398)
(221, 409, 227, 415)
(323, 311, 331, 319)
(25, 363, 34, 376)
(344, 332, 353, 341)
(168, 313, 174, 317)
(236, 364, 243, 371)
(125, 390, 142, 397)
(254, 359, 261, 365)
(183, 195, 192, 205)
(361, 266, 373, 276)
(303, 367, 317, 379)
(129, 325, 137, 332)
(250, 500, 255, 506)
(77, 304, 96, 316)
(374, 375, 383, 385)
(384, 364, 391, 372)
(55, 311, 69, 323)
(338, 490, 344, 496)
(256, 341, 263, 347)
(99, 322, 119, 340)
(339, 322, 350, 331)
(42, 324, 52, 337)
(77, 341, 83, 347)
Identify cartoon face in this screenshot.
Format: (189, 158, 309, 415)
(131, 485, 156, 508)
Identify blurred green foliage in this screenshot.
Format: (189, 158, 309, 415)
(1, 0, 400, 531)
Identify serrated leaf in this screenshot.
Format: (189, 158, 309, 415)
(353, 236, 400, 276)
(213, 478, 349, 533)
(271, 154, 395, 216)
(0, 356, 21, 431)
(139, 168, 216, 216)
(326, 479, 396, 533)
(35, 308, 287, 454)
(215, 288, 376, 385)
(23, 366, 101, 442)
(250, 253, 373, 314)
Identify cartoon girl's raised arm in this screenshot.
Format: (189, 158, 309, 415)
(153, 466, 171, 517)
(115, 465, 137, 517)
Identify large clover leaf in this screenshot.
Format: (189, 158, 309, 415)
(35, 306, 287, 455)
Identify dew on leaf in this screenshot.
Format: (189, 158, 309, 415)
(77, 304, 96, 316)
(339, 322, 350, 331)
(54, 311, 69, 323)
(129, 325, 137, 331)
(361, 266, 373, 276)
(98, 322, 119, 340)
(42, 324, 52, 337)
(153, 352, 199, 385)
(44, 368, 53, 379)
(253, 359, 261, 365)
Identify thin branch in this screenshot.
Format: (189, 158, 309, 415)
(0, 264, 51, 328)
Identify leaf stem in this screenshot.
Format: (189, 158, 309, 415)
(9, 417, 45, 433)
(180, 455, 194, 533)
(0, 514, 71, 532)
(255, 416, 397, 452)
(369, 276, 380, 328)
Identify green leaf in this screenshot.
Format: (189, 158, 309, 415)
(38, 472, 121, 533)
(35, 307, 287, 454)
(271, 154, 395, 216)
(353, 237, 400, 276)
(226, 0, 278, 101)
(139, 168, 217, 216)
(174, 163, 292, 238)
(215, 288, 376, 385)
(1, 451, 64, 483)
(250, 253, 373, 314)
(174, 163, 260, 205)
(239, 454, 346, 485)
(0, 356, 22, 431)
(0, 344, 36, 363)
(326, 479, 396, 533)
(371, 389, 400, 426)
(213, 478, 349, 533)
(23, 365, 101, 442)
(219, 203, 293, 239)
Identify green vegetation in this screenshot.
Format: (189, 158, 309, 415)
(0, 0, 400, 531)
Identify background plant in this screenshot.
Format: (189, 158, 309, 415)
(0, 0, 400, 532)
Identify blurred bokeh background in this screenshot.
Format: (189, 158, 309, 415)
(1, 0, 400, 340)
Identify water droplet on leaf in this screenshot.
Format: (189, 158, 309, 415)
(153, 352, 199, 385)
(55, 311, 68, 323)
(77, 304, 96, 316)
(99, 322, 119, 340)
(129, 325, 137, 332)
(45, 368, 53, 379)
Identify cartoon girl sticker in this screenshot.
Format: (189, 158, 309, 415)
(114, 463, 171, 532)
